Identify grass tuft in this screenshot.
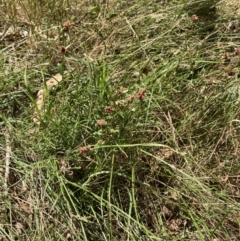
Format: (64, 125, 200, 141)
(1, 0, 240, 240)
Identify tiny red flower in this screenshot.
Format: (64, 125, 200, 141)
(104, 106, 115, 113)
(191, 14, 199, 22)
(97, 119, 106, 126)
(59, 46, 67, 53)
(63, 21, 72, 32)
(79, 146, 91, 154)
(228, 70, 235, 76)
(235, 48, 240, 55)
(135, 88, 146, 100)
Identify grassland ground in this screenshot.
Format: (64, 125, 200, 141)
(0, 0, 240, 240)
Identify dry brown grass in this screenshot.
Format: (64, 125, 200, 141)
(218, 0, 240, 17)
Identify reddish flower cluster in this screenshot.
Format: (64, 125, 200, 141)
(115, 88, 147, 106)
(97, 119, 106, 126)
(104, 106, 115, 113)
(79, 146, 91, 154)
(59, 46, 67, 53)
(63, 21, 72, 32)
(235, 48, 240, 55)
(135, 88, 146, 100)
(228, 70, 235, 76)
(191, 14, 199, 22)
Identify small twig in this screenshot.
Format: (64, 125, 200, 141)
(4, 127, 11, 196)
(125, 17, 137, 39)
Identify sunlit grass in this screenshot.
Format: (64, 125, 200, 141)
(0, 0, 240, 240)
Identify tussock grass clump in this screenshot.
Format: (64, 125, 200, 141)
(0, 0, 240, 240)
